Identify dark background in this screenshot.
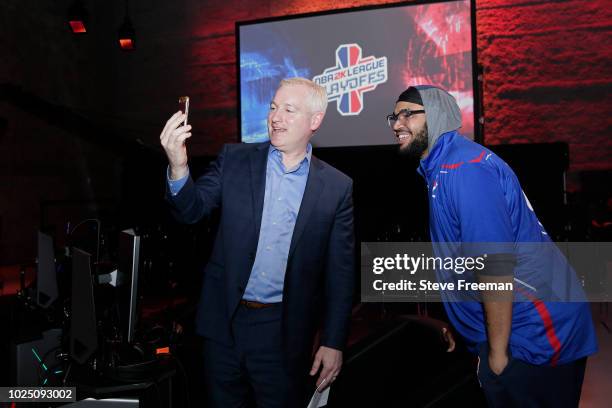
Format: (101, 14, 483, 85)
(0, 0, 610, 406)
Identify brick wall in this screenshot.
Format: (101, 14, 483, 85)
(477, 0, 611, 178)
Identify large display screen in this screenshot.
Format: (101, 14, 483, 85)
(238, 0, 476, 147)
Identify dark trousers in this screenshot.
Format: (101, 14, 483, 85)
(202, 303, 307, 408)
(477, 344, 587, 408)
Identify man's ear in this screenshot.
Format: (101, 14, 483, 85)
(310, 111, 325, 132)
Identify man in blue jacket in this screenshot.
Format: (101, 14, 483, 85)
(160, 78, 355, 407)
(386, 85, 597, 407)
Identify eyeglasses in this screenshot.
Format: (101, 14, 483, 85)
(386, 109, 425, 128)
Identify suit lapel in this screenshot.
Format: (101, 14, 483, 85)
(288, 156, 325, 260)
(250, 143, 269, 239)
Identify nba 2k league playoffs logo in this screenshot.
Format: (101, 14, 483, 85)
(313, 44, 388, 116)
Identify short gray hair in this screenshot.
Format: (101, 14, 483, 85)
(280, 77, 328, 113)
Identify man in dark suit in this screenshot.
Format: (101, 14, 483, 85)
(160, 78, 355, 407)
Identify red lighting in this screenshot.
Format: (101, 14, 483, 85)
(156, 347, 170, 355)
(118, 15, 135, 51)
(119, 38, 134, 50)
(69, 20, 86, 33)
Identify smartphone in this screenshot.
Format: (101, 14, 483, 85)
(178, 96, 189, 126)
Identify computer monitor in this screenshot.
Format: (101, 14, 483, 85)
(117, 229, 141, 344)
(36, 231, 58, 308)
(70, 248, 98, 364)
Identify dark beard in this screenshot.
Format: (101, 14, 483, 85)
(398, 123, 428, 160)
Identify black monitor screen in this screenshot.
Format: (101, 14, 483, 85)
(117, 229, 141, 344)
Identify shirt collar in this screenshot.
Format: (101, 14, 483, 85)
(269, 143, 312, 165)
(417, 130, 457, 179)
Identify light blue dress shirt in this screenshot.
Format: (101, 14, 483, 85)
(168, 167, 189, 196)
(167, 144, 312, 303)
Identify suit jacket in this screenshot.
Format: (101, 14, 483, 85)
(166, 142, 355, 372)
